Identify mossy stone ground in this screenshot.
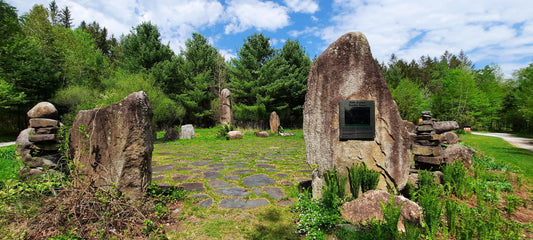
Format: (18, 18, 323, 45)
(152, 128, 309, 239)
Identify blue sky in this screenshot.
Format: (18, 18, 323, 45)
(7, 0, 533, 78)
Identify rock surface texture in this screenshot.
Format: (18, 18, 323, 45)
(220, 88, 233, 125)
(303, 32, 411, 197)
(269, 111, 280, 134)
(341, 190, 422, 232)
(180, 124, 195, 139)
(69, 91, 154, 199)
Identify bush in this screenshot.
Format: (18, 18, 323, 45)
(417, 183, 443, 238)
(323, 167, 347, 200)
(292, 192, 340, 239)
(347, 163, 363, 199)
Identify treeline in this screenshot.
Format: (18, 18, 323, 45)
(1, 0, 532, 135)
(0, 0, 311, 133)
(380, 51, 533, 133)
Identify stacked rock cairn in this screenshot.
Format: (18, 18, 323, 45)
(17, 102, 64, 177)
(412, 111, 445, 168)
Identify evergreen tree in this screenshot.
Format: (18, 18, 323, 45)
(48, 0, 59, 25)
(229, 33, 275, 125)
(120, 22, 173, 72)
(59, 6, 72, 28)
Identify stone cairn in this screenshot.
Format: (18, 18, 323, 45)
(412, 111, 465, 168)
(16, 102, 64, 177)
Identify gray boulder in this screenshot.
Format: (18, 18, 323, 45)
(442, 144, 474, 168)
(69, 91, 154, 199)
(433, 121, 459, 134)
(180, 124, 195, 139)
(27, 102, 58, 119)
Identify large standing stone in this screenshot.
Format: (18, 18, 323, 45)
(27, 102, 58, 119)
(269, 111, 280, 134)
(180, 124, 195, 139)
(303, 32, 411, 198)
(69, 91, 154, 199)
(220, 88, 233, 125)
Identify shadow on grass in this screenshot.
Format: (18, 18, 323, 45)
(245, 207, 299, 240)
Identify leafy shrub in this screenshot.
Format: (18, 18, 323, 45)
(444, 198, 459, 237)
(379, 195, 404, 239)
(217, 123, 234, 139)
(503, 194, 524, 216)
(418, 169, 435, 189)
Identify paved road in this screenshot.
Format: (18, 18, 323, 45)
(471, 132, 533, 152)
(0, 141, 16, 148)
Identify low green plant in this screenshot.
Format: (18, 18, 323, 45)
(324, 167, 347, 200)
(503, 194, 524, 216)
(442, 161, 470, 198)
(146, 184, 188, 202)
(360, 163, 381, 193)
(444, 198, 459, 237)
(292, 192, 340, 239)
(0, 145, 21, 182)
(417, 183, 443, 239)
(218, 124, 234, 139)
(379, 195, 404, 239)
(347, 163, 363, 199)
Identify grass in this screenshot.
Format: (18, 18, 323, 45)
(0, 145, 21, 182)
(153, 127, 307, 239)
(460, 133, 533, 182)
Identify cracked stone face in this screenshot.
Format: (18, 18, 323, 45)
(303, 32, 411, 198)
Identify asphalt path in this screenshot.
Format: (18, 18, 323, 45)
(471, 132, 533, 152)
(0, 141, 16, 148)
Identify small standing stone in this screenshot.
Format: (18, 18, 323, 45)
(220, 88, 233, 125)
(269, 111, 280, 134)
(227, 131, 243, 139)
(180, 124, 195, 139)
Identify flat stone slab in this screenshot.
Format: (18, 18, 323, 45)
(172, 174, 190, 181)
(175, 167, 193, 171)
(243, 174, 276, 187)
(208, 163, 226, 167)
(298, 169, 312, 173)
(252, 188, 263, 196)
(152, 164, 176, 172)
(232, 162, 249, 165)
(278, 200, 294, 206)
(156, 152, 173, 155)
(263, 187, 285, 200)
(255, 164, 276, 168)
(224, 175, 240, 180)
(190, 169, 203, 173)
(190, 194, 209, 199)
(180, 182, 205, 192)
(281, 181, 294, 186)
(204, 171, 221, 179)
(275, 173, 288, 178)
(214, 187, 250, 197)
(191, 161, 212, 166)
(219, 199, 269, 209)
(230, 169, 256, 175)
(198, 198, 213, 208)
(208, 179, 232, 189)
(152, 176, 164, 181)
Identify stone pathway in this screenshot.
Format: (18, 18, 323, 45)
(151, 138, 311, 209)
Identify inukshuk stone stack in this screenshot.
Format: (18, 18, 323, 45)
(69, 91, 154, 199)
(304, 32, 411, 198)
(16, 102, 63, 176)
(412, 111, 463, 168)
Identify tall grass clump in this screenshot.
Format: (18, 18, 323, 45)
(346, 163, 363, 199)
(324, 167, 347, 200)
(416, 178, 443, 239)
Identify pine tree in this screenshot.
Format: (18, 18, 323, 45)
(59, 6, 72, 28)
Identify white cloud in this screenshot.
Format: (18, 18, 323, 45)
(224, 0, 290, 34)
(219, 49, 237, 61)
(283, 0, 319, 14)
(320, 0, 533, 77)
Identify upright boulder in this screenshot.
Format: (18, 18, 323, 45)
(69, 91, 154, 199)
(180, 124, 195, 139)
(220, 88, 233, 125)
(303, 32, 411, 198)
(269, 111, 280, 134)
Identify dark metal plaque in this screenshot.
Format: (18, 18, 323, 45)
(339, 100, 375, 140)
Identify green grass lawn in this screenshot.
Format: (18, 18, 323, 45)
(460, 133, 533, 182)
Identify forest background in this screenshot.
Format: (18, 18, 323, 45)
(1, 0, 532, 136)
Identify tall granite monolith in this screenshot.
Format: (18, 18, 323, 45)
(303, 32, 411, 198)
(269, 111, 280, 134)
(69, 91, 154, 199)
(220, 88, 233, 125)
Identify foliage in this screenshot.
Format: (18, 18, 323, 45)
(360, 163, 381, 193)
(346, 163, 363, 199)
(292, 192, 340, 239)
(442, 161, 470, 198)
(323, 167, 347, 200)
(391, 78, 428, 122)
(217, 123, 234, 139)
(503, 194, 524, 216)
(416, 182, 443, 239)
(0, 145, 21, 183)
(146, 184, 188, 203)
